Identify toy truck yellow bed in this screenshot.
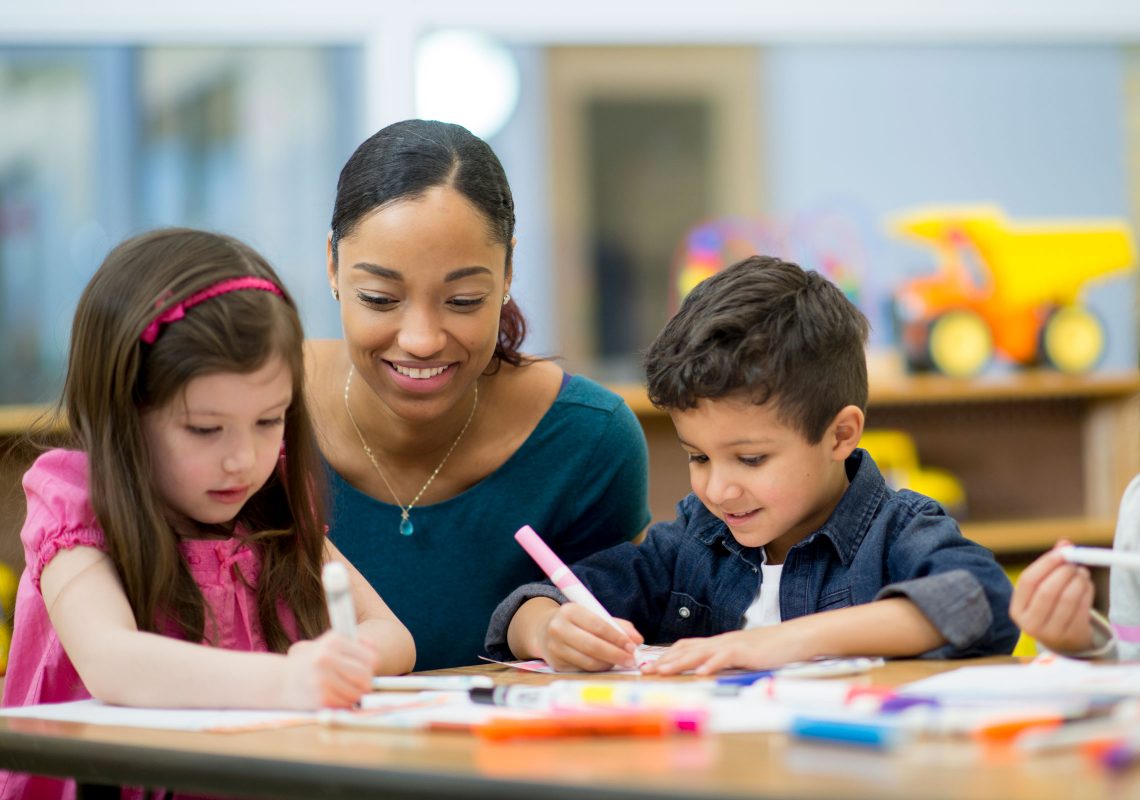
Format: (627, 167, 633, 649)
(891, 206, 1135, 377)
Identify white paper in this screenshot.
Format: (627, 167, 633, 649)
(0, 699, 315, 732)
(899, 657, 1140, 700)
(478, 644, 671, 674)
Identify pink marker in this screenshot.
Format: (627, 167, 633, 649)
(514, 525, 635, 645)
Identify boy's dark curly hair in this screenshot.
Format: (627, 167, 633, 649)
(644, 255, 869, 444)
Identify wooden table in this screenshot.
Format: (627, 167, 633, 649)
(0, 658, 1132, 800)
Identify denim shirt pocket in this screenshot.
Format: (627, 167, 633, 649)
(658, 592, 715, 642)
(816, 586, 854, 612)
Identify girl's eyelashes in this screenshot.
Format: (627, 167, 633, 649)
(185, 418, 284, 435)
(686, 453, 709, 464)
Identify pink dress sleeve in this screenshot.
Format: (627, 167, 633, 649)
(20, 449, 107, 593)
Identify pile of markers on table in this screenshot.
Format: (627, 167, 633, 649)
(324, 658, 1140, 767)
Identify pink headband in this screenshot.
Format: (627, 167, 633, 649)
(140, 277, 285, 344)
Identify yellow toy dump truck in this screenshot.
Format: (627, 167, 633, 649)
(891, 206, 1135, 378)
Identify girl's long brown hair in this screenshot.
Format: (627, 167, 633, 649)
(61, 228, 328, 651)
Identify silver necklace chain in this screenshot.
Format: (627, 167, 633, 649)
(342, 365, 478, 533)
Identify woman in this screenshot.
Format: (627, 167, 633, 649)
(307, 119, 651, 670)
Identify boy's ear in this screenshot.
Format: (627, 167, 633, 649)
(829, 405, 865, 461)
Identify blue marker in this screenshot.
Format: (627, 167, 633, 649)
(790, 716, 903, 749)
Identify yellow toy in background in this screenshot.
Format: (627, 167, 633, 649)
(860, 429, 967, 516)
(1002, 563, 1042, 658)
(891, 205, 1136, 378)
(0, 561, 16, 675)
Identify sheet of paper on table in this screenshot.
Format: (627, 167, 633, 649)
(0, 700, 315, 732)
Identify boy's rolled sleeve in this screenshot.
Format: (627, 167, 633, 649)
(879, 494, 1019, 658)
(484, 582, 566, 661)
(876, 569, 990, 649)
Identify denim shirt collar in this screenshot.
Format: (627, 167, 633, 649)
(690, 448, 887, 566)
(807, 449, 888, 565)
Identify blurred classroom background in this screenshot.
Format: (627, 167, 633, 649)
(1, 1, 1139, 398)
(2, 4, 1140, 642)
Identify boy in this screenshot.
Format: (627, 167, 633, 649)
(485, 256, 1018, 673)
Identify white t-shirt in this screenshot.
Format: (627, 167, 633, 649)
(743, 560, 784, 629)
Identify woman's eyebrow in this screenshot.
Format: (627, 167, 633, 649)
(352, 262, 400, 281)
(445, 265, 493, 282)
(350, 263, 492, 282)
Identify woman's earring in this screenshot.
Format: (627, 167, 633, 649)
(331, 287, 339, 301)
(502, 293, 510, 305)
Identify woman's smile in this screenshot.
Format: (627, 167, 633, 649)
(384, 359, 458, 393)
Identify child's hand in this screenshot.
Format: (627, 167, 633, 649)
(642, 626, 806, 676)
(283, 630, 380, 709)
(1010, 540, 1095, 654)
(538, 602, 644, 672)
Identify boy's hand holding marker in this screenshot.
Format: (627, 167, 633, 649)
(513, 525, 646, 672)
(535, 599, 645, 672)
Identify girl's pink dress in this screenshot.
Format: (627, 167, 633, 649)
(1, 449, 298, 800)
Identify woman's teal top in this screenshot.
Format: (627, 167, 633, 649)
(326, 374, 651, 671)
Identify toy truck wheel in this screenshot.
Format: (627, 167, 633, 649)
(1041, 305, 1105, 374)
(927, 310, 993, 378)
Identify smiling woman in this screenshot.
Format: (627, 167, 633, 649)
(306, 120, 651, 671)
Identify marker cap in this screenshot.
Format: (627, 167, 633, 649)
(322, 561, 350, 593)
(515, 525, 566, 579)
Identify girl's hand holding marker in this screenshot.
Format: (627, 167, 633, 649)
(1058, 545, 1140, 571)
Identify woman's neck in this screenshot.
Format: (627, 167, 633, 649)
(344, 373, 484, 468)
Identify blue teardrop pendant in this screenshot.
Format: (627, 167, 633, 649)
(399, 516, 414, 536)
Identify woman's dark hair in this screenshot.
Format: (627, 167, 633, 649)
(330, 119, 527, 370)
(644, 255, 870, 444)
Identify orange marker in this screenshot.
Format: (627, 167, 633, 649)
(972, 715, 1063, 743)
(475, 710, 699, 741)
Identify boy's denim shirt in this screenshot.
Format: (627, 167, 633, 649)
(486, 448, 1019, 660)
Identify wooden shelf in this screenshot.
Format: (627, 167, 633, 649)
(0, 406, 63, 438)
(961, 516, 1116, 556)
(870, 370, 1140, 406)
(611, 369, 1139, 559)
(1, 370, 1135, 562)
(3, 370, 1137, 432)
(612, 369, 1140, 417)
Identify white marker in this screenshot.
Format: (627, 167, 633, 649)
(371, 675, 494, 691)
(322, 561, 358, 639)
(1058, 545, 1140, 571)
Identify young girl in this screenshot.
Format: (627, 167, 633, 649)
(1, 229, 415, 800)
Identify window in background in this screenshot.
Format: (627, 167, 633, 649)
(587, 99, 711, 360)
(0, 45, 361, 405)
(546, 46, 762, 379)
(0, 50, 97, 404)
